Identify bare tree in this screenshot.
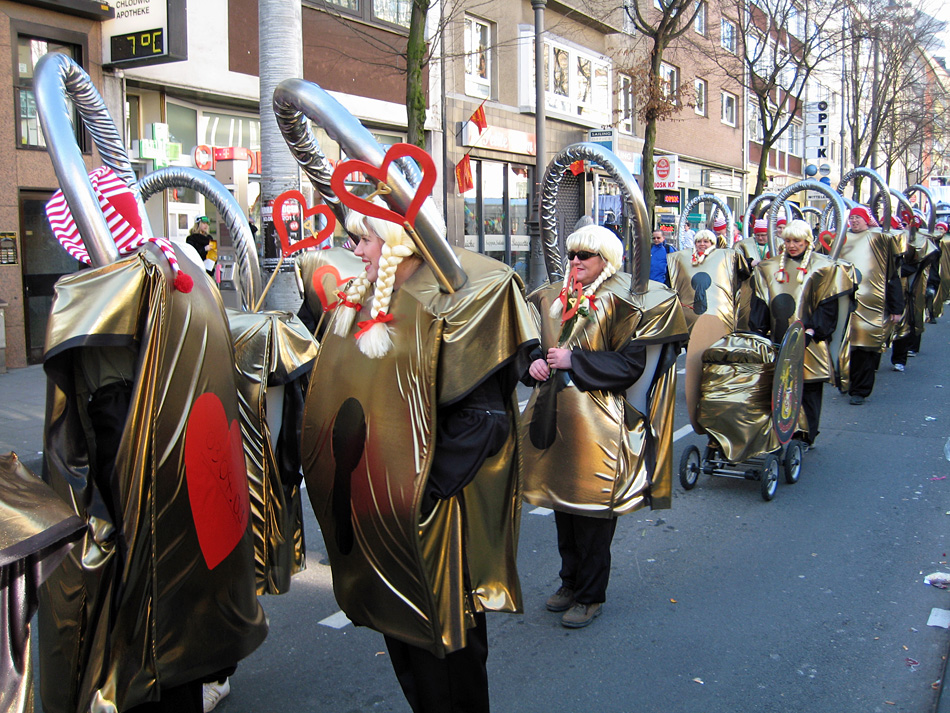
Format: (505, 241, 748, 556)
(711, 0, 842, 195)
(619, 0, 702, 217)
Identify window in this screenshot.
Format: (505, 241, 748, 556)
(464, 16, 492, 99)
(619, 74, 636, 134)
(15, 34, 83, 149)
(323, 0, 410, 29)
(747, 101, 764, 142)
(518, 29, 612, 126)
(721, 18, 736, 53)
(694, 2, 706, 35)
(694, 78, 707, 115)
(786, 121, 802, 156)
(721, 91, 737, 126)
(659, 62, 679, 103)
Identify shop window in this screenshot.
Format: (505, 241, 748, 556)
(464, 16, 492, 100)
(15, 32, 85, 150)
(462, 158, 531, 282)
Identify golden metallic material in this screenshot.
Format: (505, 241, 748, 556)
(0, 453, 84, 713)
(39, 244, 267, 713)
(933, 238, 950, 320)
(297, 248, 365, 330)
(228, 309, 318, 595)
(301, 248, 537, 658)
(838, 228, 902, 351)
(697, 333, 779, 463)
(752, 253, 856, 385)
(520, 274, 687, 516)
(667, 249, 749, 431)
(895, 233, 938, 338)
(734, 237, 771, 331)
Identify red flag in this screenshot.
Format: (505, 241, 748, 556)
(455, 154, 474, 194)
(470, 104, 488, 133)
(569, 160, 585, 176)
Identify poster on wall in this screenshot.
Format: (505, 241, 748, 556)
(102, 0, 187, 68)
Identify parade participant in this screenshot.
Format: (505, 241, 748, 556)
(187, 215, 216, 275)
(667, 228, 750, 429)
(301, 193, 537, 712)
(750, 220, 855, 447)
(891, 217, 939, 370)
(650, 228, 675, 284)
(838, 205, 903, 405)
(736, 218, 772, 267)
(712, 215, 729, 246)
(39, 167, 267, 713)
(520, 224, 686, 628)
(927, 221, 949, 323)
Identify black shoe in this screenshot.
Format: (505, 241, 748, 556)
(849, 395, 865, 405)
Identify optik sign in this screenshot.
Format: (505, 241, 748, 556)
(804, 101, 830, 160)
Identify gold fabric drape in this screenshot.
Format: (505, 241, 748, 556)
(0, 453, 83, 713)
(735, 237, 771, 331)
(39, 245, 267, 713)
(301, 248, 537, 658)
(228, 309, 318, 595)
(520, 274, 687, 516)
(894, 232, 938, 338)
(837, 229, 901, 351)
(932, 238, 950, 320)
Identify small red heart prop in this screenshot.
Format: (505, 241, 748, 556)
(184, 392, 250, 570)
(273, 190, 337, 257)
(313, 264, 349, 312)
(330, 143, 436, 228)
(818, 230, 836, 252)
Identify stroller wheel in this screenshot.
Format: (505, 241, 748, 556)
(783, 440, 804, 484)
(679, 445, 701, 490)
(760, 453, 779, 501)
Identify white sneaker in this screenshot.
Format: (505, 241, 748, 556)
(203, 678, 230, 713)
(892, 363, 905, 372)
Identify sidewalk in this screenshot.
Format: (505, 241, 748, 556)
(0, 363, 47, 474)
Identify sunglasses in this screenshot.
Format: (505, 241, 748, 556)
(567, 250, 600, 261)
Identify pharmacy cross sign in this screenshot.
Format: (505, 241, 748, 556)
(137, 123, 182, 168)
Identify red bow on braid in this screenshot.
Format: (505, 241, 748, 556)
(355, 311, 394, 338)
(776, 268, 790, 283)
(336, 290, 362, 311)
(586, 294, 598, 311)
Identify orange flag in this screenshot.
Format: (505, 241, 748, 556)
(569, 160, 585, 176)
(470, 103, 488, 133)
(455, 154, 474, 194)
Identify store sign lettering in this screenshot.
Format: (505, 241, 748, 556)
(193, 145, 263, 175)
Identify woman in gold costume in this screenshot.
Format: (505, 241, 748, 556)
(301, 198, 537, 713)
(521, 223, 685, 629)
(750, 220, 855, 446)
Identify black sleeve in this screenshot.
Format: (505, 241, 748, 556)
(569, 339, 647, 393)
(519, 344, 545, 387)
(423, 371, 510, 514)
(885, 254, 905, 315)
(750, 293, 771, 337)
(805, 297, 838, 342)
(297, 298, 319, 335)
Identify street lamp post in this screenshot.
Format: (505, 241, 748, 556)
(526, 0, 547, 292)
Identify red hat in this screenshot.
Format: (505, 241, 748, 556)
(776, 217, 787, 227)
(848, 206, 875, 227)
(46, 166, 193, 292)
(713, 217, 727, 231)
(936, 221, 948, 231)
(753, 218, 768, 234)
(890, 216, 904, 230)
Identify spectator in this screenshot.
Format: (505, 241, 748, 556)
(650, 230, 675, 285)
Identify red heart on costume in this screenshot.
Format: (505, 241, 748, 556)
(273, 190, 337, 257)
(184, 392, 250, 570)
(330, 143, 436, 228)
(313, 264, 350, 312)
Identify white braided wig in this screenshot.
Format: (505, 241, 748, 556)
(549, 224, 623, 319)
(334, 200, 420, 358)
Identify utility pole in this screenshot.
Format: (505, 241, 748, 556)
(259, 0, 303, 310)
(526, 0, 547, 292)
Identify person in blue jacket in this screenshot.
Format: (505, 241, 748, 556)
(650, 229, 675, 285)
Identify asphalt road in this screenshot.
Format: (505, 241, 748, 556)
(30, 319, 950, 713)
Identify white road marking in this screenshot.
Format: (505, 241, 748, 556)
(673, 425, 694, 442)
(319, 611, 352, 629)
(530, 507, 553, 516)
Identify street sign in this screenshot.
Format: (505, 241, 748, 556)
(587, 128, 616, 152)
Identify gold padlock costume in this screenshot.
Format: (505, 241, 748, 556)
(838, 227, 902, 351)
(932, 236, 950, 320)
(520, 274, 687, 515)
(301, 246, 537, 657)
(39, 245, 268, 713)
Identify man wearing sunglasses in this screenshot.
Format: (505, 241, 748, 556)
(650, 230, 674, 285)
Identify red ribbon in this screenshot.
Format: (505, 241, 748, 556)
(355, 311, 394, 338)
(776, 268, 789, 283)
(337, 291, 362, 311)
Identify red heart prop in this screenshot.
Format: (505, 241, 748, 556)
(273, 190, 337, 257)
(312, 264, 349, 312)
(330, 143, 436, 228)
(184, 392, 250, 570)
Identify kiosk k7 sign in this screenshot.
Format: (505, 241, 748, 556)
(654, 155, 679, 190)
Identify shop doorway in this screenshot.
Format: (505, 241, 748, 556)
(19, 191, 80, 363)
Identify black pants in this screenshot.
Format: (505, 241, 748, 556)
(554, 511, 618, 605)
(849, 347, 882, 398)
(126, 682, 202, 713)
(385, 613, 490, 713)
(892, 332, 922, 365)
(801, 381, 823, 445)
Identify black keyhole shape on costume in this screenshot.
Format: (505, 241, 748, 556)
(529, 369, 570, 451)
(770, 293, 797, 343)
(331, 397, 367, 556)
(691, 272, 713, 315)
